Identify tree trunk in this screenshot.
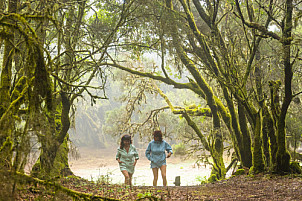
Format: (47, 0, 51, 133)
(262, 104, 277, 168)
(275, 0, 293, 173)
(51, 134, 73, 177)
(166, 0, 225, 179)
(0, 0, 6, 48)
(31, 0, 77, 178)
(252, 109, 265, 173)
(238, 103, 252, 168)
(0, 0, 18, 168)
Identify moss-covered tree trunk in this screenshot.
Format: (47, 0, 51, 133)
(252, 109, 265, 173)
(32, 91, 72, 178)
(166, 0, 226, 179)
(189, 0, 254, 169)
(237, 103, 253, 168)
(275, 0, 293, 173)
(29, 0, 55, 178)
(221, 88, 242, 165)
(269, 79, 291, 173)
(0, 0, 5, 48)
(262, 103, 277, 169)
(233, 0, 293, 173)
(31, 47, 55, 177)
(0, 0, 18, 168)
(276, 121, 291, 173)
(32, 0, 88, 178)
(223, 88, 252, 168)
(0, 0, 17, 140)
(33, 132, 57, 177)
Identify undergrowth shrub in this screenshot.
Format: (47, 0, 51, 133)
(172, 143, 187, 156)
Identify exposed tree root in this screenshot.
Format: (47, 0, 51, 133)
(6, 170, 119, 201)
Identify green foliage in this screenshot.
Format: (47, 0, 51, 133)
(137, 191, 152, 198)
(95, 172, 113, 185)
(172, 142, 187, 156)
(195, 175, 208, 184)
(87, 4, 119, 39)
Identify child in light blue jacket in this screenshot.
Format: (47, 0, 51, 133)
(145, 130, 173, 186)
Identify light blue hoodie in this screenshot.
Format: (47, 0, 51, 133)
(145, 140, 173, 168)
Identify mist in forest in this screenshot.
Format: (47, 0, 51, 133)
(67, 72, 216, 186)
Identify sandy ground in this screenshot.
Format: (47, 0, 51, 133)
(69, 147, 212, 186)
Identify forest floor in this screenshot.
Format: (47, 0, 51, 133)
(11, 173, 302, 200)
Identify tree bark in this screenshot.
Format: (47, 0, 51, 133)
(275, 0, 293, 173)
(252, 109, 265, 173)
(238, 103, 252, 168)
(0, 0, 18, 168)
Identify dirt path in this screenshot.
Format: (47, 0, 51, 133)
(67, 147, 302, 200)
(12, 146, 302, 200)
(69, 147, 212, 186)
(58, 174, 302, 200)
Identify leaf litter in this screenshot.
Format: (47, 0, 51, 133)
(13, 174, 302, 200)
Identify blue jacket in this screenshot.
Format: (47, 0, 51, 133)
(145, 140, 173, 168)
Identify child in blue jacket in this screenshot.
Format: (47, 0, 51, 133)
(145, 130, 173, 186)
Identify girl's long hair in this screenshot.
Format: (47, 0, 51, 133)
(153, 130, 163, 142)
(120, 134, 132, 149)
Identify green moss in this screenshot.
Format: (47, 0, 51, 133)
(51, 134, 73, 177)
(0, 137, 13, 167)
(32, 135, 72, 178)
(252, 111, 265, 174)
(208, 174, 218, 183)
(234, 169, 245, 176)
(10, 76, 27, 101)
(210, 150, 226, 180)
(248, 166, 257, 176)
